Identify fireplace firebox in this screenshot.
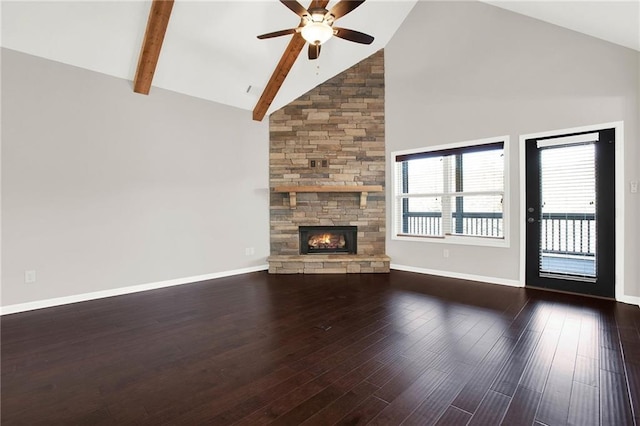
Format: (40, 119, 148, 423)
(299, 226, 357, 255)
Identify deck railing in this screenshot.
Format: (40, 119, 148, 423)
(403, 212, 443, 236)
(402, 212, 596, 257)
(540, 213, 596, 256)
(402, 212, 502, 238)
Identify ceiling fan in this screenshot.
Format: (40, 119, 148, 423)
(257, 0, 375, 60)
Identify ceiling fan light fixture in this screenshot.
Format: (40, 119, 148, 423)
(301, 21, 333, 45)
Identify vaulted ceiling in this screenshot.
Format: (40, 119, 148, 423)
(2, 1, 638, 120)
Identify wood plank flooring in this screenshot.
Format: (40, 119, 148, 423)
(2, 271, 639, 425)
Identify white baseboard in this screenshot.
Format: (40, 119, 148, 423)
(0, 265, 269, 316)
(390, 263, 524, 288)
(391, 264, 640, 308)
(618, 295, 640, 307)
(3, 265, 636, 315)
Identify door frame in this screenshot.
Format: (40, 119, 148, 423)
(519, 121, 625, 301)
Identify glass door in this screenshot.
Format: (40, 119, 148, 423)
(525, 128, 615, 298)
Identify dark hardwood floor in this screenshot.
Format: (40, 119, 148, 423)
(2, 271, 639, 425)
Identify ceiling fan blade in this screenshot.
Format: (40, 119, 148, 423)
(257, 28, 298, 39)
(333, 27, 374, 44)
(308, 43, 321, 60)
(280, 0, 308, 17)
(327, 0, 366, 20)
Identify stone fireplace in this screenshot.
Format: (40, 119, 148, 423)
(267, 50, 390, 274)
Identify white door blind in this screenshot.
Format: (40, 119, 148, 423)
(538, 140, 596, 279)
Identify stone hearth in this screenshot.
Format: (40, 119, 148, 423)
(268, 254, 390, 274)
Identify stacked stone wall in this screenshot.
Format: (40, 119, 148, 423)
(268, 50, 388, 273)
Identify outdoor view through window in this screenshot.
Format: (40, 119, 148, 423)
(395, 142, 505, 241)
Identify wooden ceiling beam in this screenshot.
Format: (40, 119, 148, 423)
(252, 0, 330, 122)
(133, 0, 174, 95)
(252, 33, 306, 121)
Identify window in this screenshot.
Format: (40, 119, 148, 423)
(392, 137, 509, 247)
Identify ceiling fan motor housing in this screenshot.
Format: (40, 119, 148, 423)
(301, 7, 335, 45)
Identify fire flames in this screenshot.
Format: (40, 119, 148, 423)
(308, 233, 346, 249)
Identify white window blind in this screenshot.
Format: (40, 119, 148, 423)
(538, 139, 596, 279)
(394, 141, 505, 240)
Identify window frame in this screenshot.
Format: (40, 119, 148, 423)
(391, 135, 511, 248)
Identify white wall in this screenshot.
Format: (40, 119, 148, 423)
(385, 1, 640, 299)
(1, 48, 270, 307)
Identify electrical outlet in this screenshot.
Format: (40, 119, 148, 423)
(443, 249, 450, 258)
(631, 180, 638, 194)
(25, 270, 36, 284)
(245, 247, 255, 256)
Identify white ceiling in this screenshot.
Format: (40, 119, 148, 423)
(2, 1, 638, 118)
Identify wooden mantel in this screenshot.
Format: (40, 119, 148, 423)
(272, 185, 383, 209)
